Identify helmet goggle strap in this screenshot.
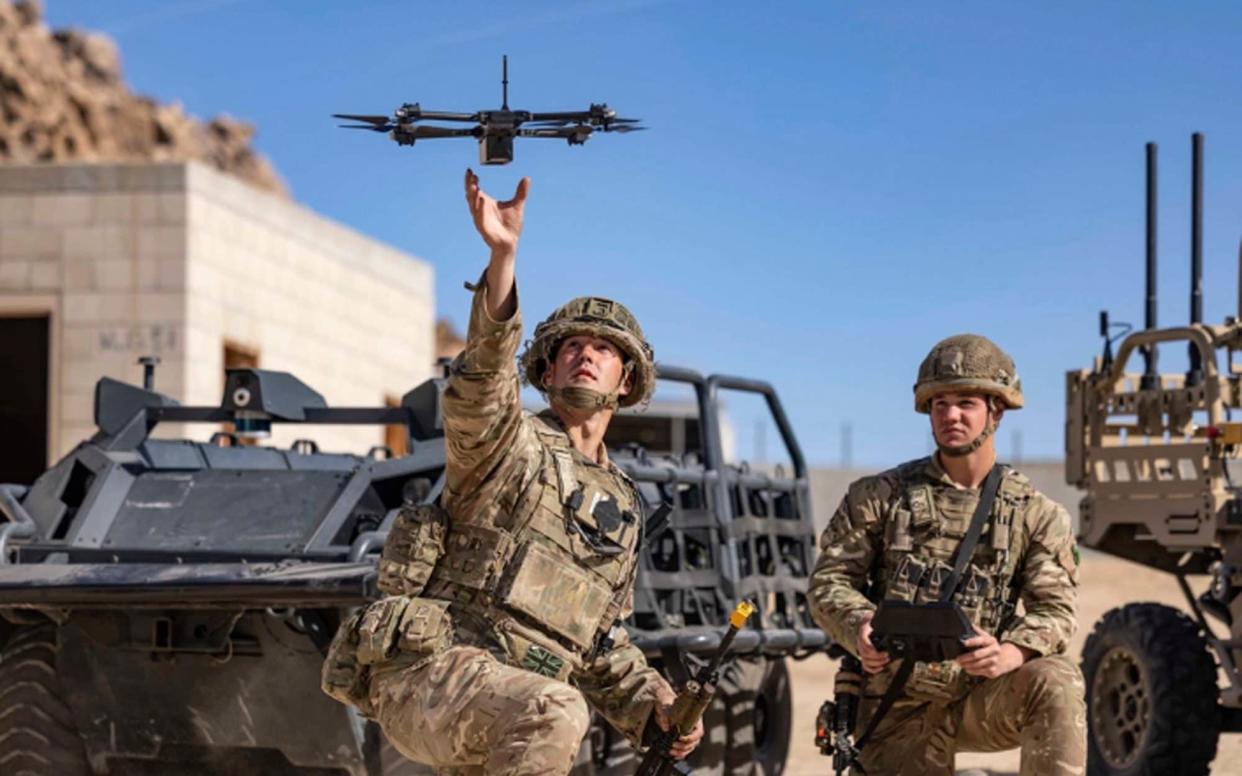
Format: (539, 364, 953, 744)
(935, 396, 1001, 458)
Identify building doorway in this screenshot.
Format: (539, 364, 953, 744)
(0, 316, 49, 485)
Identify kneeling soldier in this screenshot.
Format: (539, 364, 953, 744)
(322, 171, 701, 775)
(808, 335, 1086, 776)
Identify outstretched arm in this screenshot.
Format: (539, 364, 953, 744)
(441, 171, 533, 514)
(464, 168, 529, 321)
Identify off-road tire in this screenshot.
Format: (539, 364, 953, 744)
(1081, 602, 1219, 776)
(0, 623, 92, 776)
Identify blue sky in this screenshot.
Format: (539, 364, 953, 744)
(44, 1, 1242, 468)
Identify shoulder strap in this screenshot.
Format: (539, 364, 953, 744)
(853, 463, 1004, 755)
(940, 464, 1004, 602)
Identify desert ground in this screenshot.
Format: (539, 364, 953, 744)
(783, 552, 1242, 775)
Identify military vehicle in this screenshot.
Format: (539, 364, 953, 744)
(1067, 133, 1242, 775)
(0, 359, 824, 775)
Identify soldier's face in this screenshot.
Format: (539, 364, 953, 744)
(544, 335, 631, 397)
(930, 392, 1000, 447)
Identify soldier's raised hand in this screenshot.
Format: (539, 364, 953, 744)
(465, 168, 529, 256)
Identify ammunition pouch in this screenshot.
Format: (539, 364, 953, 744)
(378, 503, 448, 597)
(320, 596, 455, 717)
(321, 608, 376, 717)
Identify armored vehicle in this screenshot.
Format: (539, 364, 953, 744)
(0, 360, 824, 775)
(1067, 134, 1242, 775)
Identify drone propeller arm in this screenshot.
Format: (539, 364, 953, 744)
(415, 110, 481, 122)
(517, 127, 589, 139)
(409, 126, 478, 139)
(527, 111, 593, 123)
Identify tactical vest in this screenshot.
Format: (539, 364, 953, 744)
(386, 413, 642, 681)
(874, 461, 1031, 701)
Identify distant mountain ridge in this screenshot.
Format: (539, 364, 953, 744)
(0, 0, 285, 195)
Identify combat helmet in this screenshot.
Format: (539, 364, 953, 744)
(521, 296, 655, 409)
(914, 334, 1024, 413)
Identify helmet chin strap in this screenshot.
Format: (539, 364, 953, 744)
(548, 386, 620, 411)
(546, 362, 632, 412)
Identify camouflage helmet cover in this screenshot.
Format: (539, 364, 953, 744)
(914, 334, 1024, 413)
(520, 296, 655, 408)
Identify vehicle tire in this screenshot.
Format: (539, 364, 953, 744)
(686, 657, 792, 775)
(0, 623, 92, 775)
(1081, 603, 1219, 776)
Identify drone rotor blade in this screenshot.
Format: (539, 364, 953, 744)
(332, 113, 393, 126)
(339, 123, 395, 132)
(607, 124, 646, 133)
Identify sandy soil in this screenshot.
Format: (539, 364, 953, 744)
(782, 553, 1242, 775)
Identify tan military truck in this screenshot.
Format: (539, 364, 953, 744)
(1067, 133, 1241, 775)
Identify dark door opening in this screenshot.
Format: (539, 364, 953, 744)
(0, 316, 50, 485)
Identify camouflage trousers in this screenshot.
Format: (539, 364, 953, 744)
(370, 645, 590, 776)
(856, 654, 1086, 776)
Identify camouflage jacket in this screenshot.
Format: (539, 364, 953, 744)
(428, 276, 667, 743)
(807, 456, 1079, 702)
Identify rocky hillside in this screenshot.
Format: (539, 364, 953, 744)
(0, 0, 285, 195)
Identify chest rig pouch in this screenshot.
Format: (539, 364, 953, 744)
(493, 439, 641, 652)
(377, 502, 448, 597)
(853, 465, 1006, 757)
(430, 419, 641, 658)
(876, 465, 1009, 704)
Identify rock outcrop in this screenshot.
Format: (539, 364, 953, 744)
(0, 0, 285, 195)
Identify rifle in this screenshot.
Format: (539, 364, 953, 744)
(815, 654, 863, 776)
(635, 601, 756, 776)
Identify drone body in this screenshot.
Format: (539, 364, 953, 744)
(334, 57, 643, 165)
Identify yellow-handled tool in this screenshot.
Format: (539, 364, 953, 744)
(636, 601, 757, 776)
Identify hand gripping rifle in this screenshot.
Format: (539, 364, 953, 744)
(635, 601, 756, 776)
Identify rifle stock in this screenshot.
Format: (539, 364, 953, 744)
(635, 601, 756, 776)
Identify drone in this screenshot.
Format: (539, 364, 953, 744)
(333, 56, 644, 166)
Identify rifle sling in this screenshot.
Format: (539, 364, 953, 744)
(851, 464, 1004, 755)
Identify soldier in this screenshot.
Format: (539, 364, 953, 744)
(323, 171, 702, 775)
(808, 335, 1086, 776)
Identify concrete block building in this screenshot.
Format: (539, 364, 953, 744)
(0, 162, 434, 485)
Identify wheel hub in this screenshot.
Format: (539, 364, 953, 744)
(1091, 646, 1151, 769)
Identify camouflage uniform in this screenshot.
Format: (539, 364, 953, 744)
(323, 279, 668, 775)
(807, 335, 1086, 776)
